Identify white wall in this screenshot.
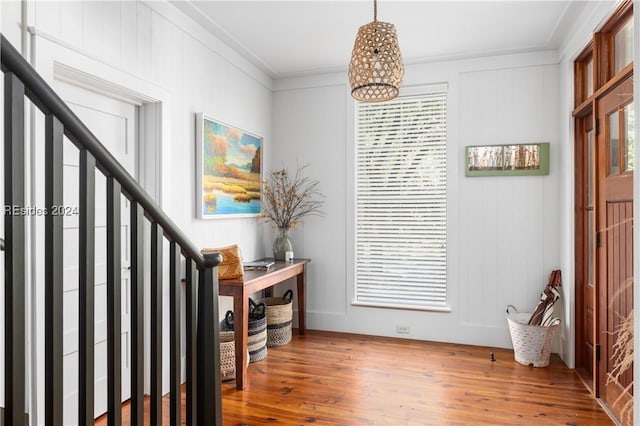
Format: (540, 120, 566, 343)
(271, 1, 623, 366)
(273, 2, 615, 366)
(272, 51, 563, 352)
(2, 0, 272, 423)
(25, 0, 272, 251)
(2, 0, 273, 261)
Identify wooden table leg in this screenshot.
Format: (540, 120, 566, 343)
(296, 267, 306, 335)
(233, 289, 248, 390)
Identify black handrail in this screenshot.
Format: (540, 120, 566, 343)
(0, 34, 218, 269)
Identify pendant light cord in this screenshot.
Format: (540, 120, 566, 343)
(374, 0, 377, 22)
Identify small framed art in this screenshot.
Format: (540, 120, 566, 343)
(196, 113, 262, 218)
(465, 143, 550, 177)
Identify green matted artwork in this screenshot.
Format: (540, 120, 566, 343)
(465, 143, 550, 177)
(196, 113, 262, 218)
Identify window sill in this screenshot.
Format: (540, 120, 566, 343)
(351, 301, 452, 313)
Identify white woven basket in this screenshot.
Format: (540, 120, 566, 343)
(506, 305, 560, 367)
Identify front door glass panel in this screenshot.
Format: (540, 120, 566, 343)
(614, 20, 634, 74)
(623, 102, 634, 171)
(586, 59, 593, 98)
(609, 110, 620, 175)
(587, 130, 595, 287)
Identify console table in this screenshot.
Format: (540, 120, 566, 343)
(218, 259, 310, 390)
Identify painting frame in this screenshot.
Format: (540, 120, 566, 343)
(465, 142, 550, 177)
(196, 113, 263, 219)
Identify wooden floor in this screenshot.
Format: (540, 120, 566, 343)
(97, 330, 613, 425)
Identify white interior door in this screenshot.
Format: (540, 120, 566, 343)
(57, 81, 137, 422)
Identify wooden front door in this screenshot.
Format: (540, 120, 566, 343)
(596, 75, 633, 422)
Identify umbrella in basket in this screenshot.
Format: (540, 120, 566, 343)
(528, 270, 561, 326)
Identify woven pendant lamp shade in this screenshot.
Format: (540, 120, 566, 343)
(349, 1, 404, 102)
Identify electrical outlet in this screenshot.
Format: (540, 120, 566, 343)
(396, 325, 410, 334)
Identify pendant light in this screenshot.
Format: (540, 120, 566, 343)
(348, 0, 404, 102)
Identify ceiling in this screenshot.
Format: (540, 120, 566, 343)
(171, 1, 610, 79)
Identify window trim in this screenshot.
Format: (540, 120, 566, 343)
(597, 0, 633, 85)
(574, 42, 594, 107)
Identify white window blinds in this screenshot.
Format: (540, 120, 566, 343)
(355, 92, 448, 309)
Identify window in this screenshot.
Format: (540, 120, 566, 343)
(574, 1, 632, 106)
(613, 18, 633, 74)
(354, 90, 448, 310)
(574, 46, 594, 106)
(608, 101, 635, 175)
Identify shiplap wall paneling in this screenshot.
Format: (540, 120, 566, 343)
(272, 85, 348, 317)
(272, 57, 562, 349)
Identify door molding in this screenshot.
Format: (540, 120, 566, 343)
(51, 61, 165, 204)
(30, 27, 171, 205)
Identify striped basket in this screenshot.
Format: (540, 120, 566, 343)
(260, 289, 293, 347)
(219, 311, 236, 381)
(223, 301, 268, 364)
(247, 299, 268, 362)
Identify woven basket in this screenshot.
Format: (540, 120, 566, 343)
(219, 312, 236, 381)
(247, 300, 267, 362)
(223, 301, 268, 364)
(260, 289, 293, 347)
(506, 305, 560, 367)
(223, 303, 268, 364)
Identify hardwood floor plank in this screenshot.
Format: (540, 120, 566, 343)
(95, 330, 612, 425)
(221, 331, 612, 425)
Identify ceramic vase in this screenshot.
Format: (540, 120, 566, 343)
(272, 228, 293, 260)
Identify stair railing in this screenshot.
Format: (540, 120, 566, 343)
(2, 33, 222, 426)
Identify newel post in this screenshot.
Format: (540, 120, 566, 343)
(197, 252, 223, 425)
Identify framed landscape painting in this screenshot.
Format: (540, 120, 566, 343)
(465, 143, 549, 177)
(196, 113, 262, 218)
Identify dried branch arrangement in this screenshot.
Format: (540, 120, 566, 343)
(608, 307, 634, 425)
(257, 165, 324, 230)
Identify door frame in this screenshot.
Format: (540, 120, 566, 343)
(27, 29, 172, 423)
(574, 107, 597, 393)
(574, 67, 634, 403)
(54, 77, 139, 417)
(633, 3, 640, 422)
